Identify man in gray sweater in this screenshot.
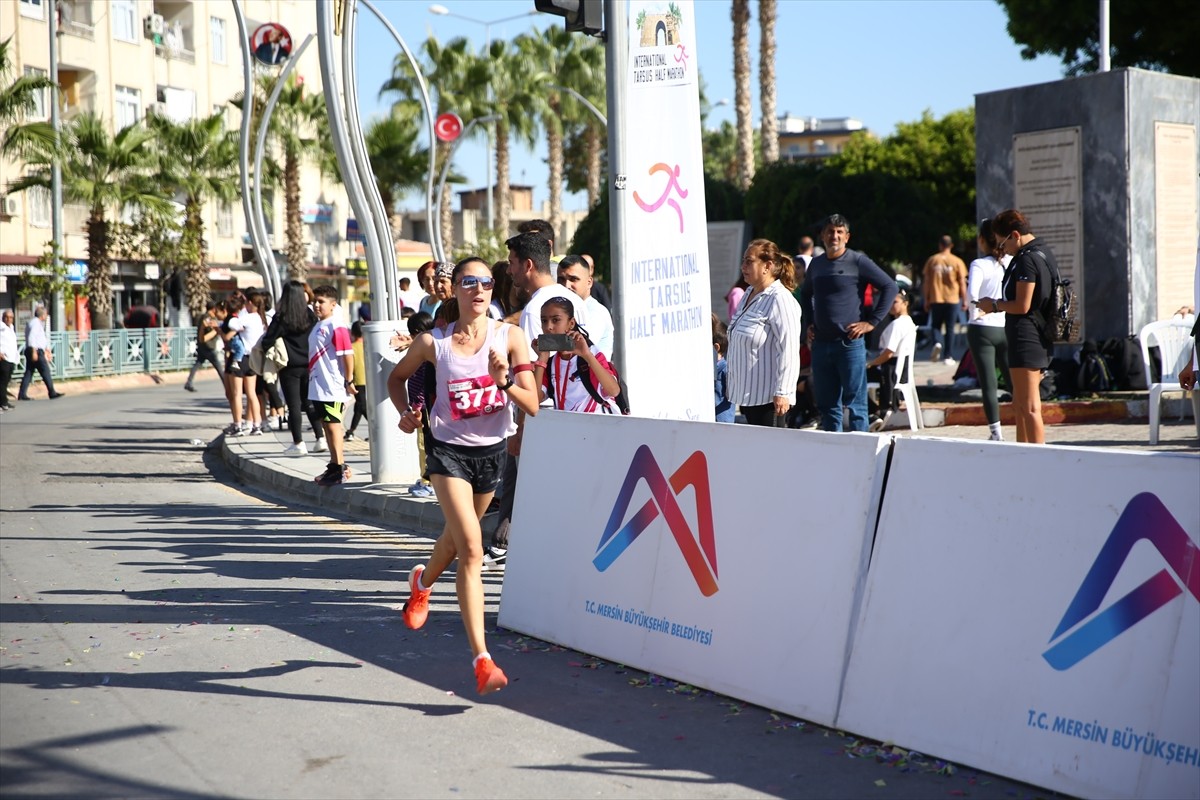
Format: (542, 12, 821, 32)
(798, 214, 897, 432)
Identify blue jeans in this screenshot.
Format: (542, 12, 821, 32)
(812, 338, 868, 432)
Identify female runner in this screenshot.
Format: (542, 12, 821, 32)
(387, 257, 540, 695)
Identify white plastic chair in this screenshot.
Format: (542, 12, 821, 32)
(1137, 318, 1195, 445)
(867, 330, 923, 430)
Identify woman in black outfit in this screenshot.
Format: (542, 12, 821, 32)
(979, 209, 1053, 444)
(262, 280, 324, 454)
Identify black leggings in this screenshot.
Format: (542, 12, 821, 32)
(278, 365, 323, 445)
(967, 325, 1010, 425)
(348, 385, 368, 433)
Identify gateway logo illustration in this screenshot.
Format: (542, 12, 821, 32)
(594, 445, 717, 596)
(1043, 493, 1198, 670)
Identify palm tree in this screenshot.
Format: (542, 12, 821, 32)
(759, 0, 778, 164)
(231, 74, 329, 282)
(482, 39, 547, 239)
(0, 36, 57, 161)
(146, 111, 240, 318)
(365, 110, 429, 242)
(517, 29, 602, 234)
(382, 36, 488, 254)
(732, 0, 755, 190)
(10, 113, 168, 328)
(576, 41, 607, 210)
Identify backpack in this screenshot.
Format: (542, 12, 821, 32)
(1045, 356, 1079, 399)
(576, 359, 631, 415)
(1029, 249, 1080, 343)
(1077, 341, 1113, 394)
(1098, 337, 1146, 390)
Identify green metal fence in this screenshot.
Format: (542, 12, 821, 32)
(11, 327, 213, 382)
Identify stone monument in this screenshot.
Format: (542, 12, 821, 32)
(976, 68, 1199, 341)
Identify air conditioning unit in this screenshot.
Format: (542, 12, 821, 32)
(144, 13, 165, 37)
(2, 195, 19, 216)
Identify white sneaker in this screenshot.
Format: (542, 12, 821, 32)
(313, 438, 328, 453)
(930, 342, 942, 362)
(284, 442, 308, 455)
(943, 357, 957, 366)
(482, 546, 507, 571)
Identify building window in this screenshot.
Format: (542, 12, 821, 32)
(23, 67, 50, 120)
(216, 201, 234, 238)
(29, 186, 52, 227)
(210, 17, 226, 63)
(114, 85, 140, 129)
(111, 0, 137, 42)
(19, 0, 45, 21)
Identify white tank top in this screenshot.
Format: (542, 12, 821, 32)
(429, 321, 517, 447)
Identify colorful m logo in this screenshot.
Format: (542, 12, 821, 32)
(594, 445, 718, 596)
(1043, 493, 1199, 670)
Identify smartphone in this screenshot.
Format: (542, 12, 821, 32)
(536, 333, 573, 352)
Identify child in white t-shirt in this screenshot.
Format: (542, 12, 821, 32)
(867, 287, 917, 432)
(308, 285, 356, 486)
(533, 296, 621, 414)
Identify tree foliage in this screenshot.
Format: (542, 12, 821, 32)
(147, 111, 240, 317)
(383, 36, 491, 253)
(745, 161, 940, 266)
(831, 108, 976, 247)
(703, 120, 761, 184)
(9, 113, 169, 328)
(997, 0, 1198, 77)
(18, 241, 73, 305)
(0, 36, 56, 162)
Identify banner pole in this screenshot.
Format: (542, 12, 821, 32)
(604, 0, 628, 379)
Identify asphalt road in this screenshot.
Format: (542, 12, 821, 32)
(0, 385, 1057, 799)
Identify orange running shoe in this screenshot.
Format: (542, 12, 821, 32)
(402, 565, 431, 630)
(475, 656, 508, 695)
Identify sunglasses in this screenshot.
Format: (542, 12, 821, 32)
(457, 276, 495, 290)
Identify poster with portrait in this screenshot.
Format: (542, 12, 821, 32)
(251, 22, 292, 66)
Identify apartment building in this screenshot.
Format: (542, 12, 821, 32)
(0, 0, 354, 326)
(777, 113, 871, 162)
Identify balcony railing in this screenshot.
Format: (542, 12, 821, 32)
(155, 44, 196, 64)
(60, 19, 96, 39)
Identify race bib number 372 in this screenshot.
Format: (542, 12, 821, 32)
(447, 375, 505, 421)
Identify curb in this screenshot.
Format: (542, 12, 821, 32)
(937, 399, 1135, 427)
(14, 367, 219, 400)
(219, 436, 499, 540)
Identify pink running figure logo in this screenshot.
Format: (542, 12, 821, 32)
(632, 163, 689, 233)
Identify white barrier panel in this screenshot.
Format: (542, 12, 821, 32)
(838, 437, 1200, 800)
(499, 411, 888, 725)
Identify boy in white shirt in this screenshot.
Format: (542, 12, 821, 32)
(308, 285, 356, 486)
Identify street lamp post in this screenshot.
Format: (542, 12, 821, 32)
(428, 4, 537, 236)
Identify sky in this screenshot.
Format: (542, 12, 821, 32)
(351, 0, 1068, 214)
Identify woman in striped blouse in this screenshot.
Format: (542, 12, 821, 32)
(726, 239, 804, 427)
